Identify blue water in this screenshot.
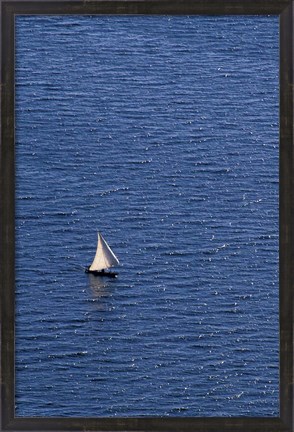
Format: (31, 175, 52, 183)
(15, 15, 279, 417)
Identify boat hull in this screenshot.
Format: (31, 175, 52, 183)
(85, 268, 118, 278)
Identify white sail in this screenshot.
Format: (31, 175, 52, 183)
(89, 232, 119, 271)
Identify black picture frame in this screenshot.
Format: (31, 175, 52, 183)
(1, 1, 293, 431)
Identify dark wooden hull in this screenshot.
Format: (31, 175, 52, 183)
(85, 268, 117, 278)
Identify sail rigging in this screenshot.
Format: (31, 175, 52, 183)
(89, 232, 119, 271)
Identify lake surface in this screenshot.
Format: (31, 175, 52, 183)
(15, 15, 279, 417)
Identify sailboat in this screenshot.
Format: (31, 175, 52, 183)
(85, 232, 120, 277)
